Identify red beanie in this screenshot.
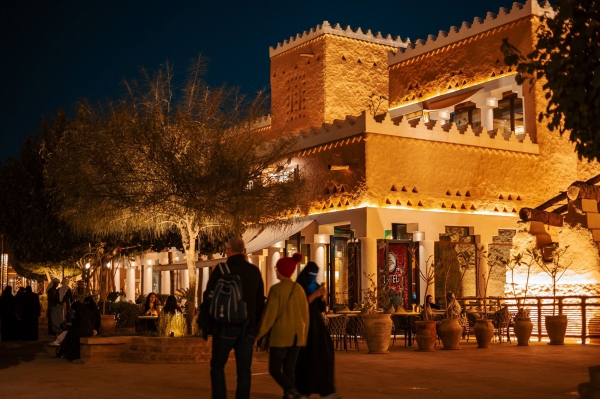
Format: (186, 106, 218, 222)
(276, 253, 302, 278)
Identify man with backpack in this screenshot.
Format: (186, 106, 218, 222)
(203, 237, 265, 399)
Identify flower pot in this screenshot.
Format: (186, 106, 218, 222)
(415, 321, 437, 352)
(100, 314, 116, 334)
(545, 315, 568, 345)
(514, 317, 533, 346)
(438, 319, 461, 350)
(363, 314, 392, 354)
(474, 319, 494, 348)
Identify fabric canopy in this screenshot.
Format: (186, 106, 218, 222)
(423, 88, 482, 111)
(245, 220, 315, 255)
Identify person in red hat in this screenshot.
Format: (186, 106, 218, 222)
(257, 253, 309, 399)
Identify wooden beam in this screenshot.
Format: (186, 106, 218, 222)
(519, 208, 563, 227)
(535, 173, 600, 211)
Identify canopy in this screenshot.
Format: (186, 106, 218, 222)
(245, 219, 314, 254)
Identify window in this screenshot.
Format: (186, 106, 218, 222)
(493, 92, 524, 134)
(451, 101, 481, 128)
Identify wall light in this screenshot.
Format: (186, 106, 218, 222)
(85, 263, 91, 270)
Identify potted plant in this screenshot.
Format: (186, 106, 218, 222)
(533, 244, 572, 345)
(360, 272, 393, 354)
(473, 251, 502, 349)
(507, 251, 535, 346)
(414, 254, 438, 352)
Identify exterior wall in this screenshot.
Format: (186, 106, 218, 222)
(389, 17, 537, 140)
(270, 35, 393, 135)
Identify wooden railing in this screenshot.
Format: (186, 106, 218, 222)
(457, 296, 600, 344)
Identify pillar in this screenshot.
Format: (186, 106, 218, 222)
(114, 266, 121, 293)
(127, 267, 136, 303)
(360, 237, 377, 303)
(267, 247, 282, 292)
(161, 270, 171, 295)
(419, 240, 435, 304)
(144, 264, 153, 295)
(479, 243, 489, 298)
(310, 243, 326, 284)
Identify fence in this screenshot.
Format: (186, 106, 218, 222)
(457, 295, 600, 344)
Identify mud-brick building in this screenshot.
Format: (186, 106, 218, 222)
(236, 0, 600, 310)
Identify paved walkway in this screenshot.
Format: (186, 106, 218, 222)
(1, 338, 598, 398)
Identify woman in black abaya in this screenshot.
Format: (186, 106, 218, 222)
(0, 286, 19, 341)
(19, 286, 41, 341)
(295, 262, 338, 398)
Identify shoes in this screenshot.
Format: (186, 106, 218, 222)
(48, 341, 60, 347)
(282, 388, 301, 399)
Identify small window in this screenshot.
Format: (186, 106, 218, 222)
(493, 93, 524, 134)
(451, 101, 481, 128)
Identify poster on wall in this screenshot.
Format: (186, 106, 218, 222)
(377, 242, 410, 310)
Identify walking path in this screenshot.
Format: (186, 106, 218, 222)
(1, 338, 598, 398)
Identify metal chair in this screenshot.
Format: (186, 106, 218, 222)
(327, 316, 349, 352)
(346, 315, 364, 351)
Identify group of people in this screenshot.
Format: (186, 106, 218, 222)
(0, 285, 41, 341)
(202, 237, 339, 399)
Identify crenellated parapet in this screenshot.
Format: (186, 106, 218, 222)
(294, 111, 539, 155)
(388, 0, 554, 67)
(270, 21, 407, 58)
(251, 114, 271, 131)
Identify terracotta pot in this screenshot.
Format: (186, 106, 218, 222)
(438, 319, 461, 350)
(415, 321, 437, 352)
(100, 314, 117, 334)
(363, 314, 392, 354)
(474, 319, 494, 348)
(545, 315, 568, 345)
(514, 317, 533, 346)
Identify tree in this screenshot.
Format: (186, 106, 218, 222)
(45, 58, 308, 325)
(502, 0, 600, 162)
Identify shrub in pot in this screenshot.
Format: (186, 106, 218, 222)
(507, 251, 535, 346)
(360, 273, 392, 354)
(415, 254, 439, 352)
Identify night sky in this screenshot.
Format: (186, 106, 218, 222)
(1, 0, 526, 160)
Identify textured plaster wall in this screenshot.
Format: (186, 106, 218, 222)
(510, 222, 600, 297)
(270, 35, 392, 135)
(389, 17, 537, 139)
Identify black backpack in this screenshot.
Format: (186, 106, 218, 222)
(208, 263, 248, 324)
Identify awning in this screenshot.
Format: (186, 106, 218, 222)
(389, 86, 482, 118)
(245, 219, 314, 254)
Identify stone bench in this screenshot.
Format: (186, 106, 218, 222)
(80, 336, 130, 363)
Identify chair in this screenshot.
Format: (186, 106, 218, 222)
(391, 315, 416, 347)
(492, 307, 512, 344)
(347, 315, 364, 351)
(465, 312, 480, 343)
(327, 316, 349, 352)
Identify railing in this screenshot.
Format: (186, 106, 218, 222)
(457, 296, 600, 344)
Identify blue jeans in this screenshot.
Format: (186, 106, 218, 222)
(210, 324, 256, 399)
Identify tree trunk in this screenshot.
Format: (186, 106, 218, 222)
(567, 182, 600, 201)
(181, 223, 198, 334)
(518, 207, 563, 227)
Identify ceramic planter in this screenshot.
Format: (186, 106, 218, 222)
(514, 317, 533, 346)
(474, 319, 494, 348)
(545, 315, 568, 345)
(363, 313, 392, 354)
(415, 321, 437, 352)
(438, 319, 461, 350)
(100, 314, 117, 334)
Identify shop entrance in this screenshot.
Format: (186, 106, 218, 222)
(376, 239, 419, 310)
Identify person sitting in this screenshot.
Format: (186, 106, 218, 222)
(162, 295, 181, 315)
(144, 292, 161, 316)
(445, 291, 462, 319)
(424, 294, 441, 310)
(58, 297, 98, 360)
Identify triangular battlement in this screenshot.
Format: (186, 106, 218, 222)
(388, 0, 554, 67)
(270, 21, 408, 58)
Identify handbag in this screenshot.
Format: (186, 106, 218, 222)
(258, 283, 296, 351)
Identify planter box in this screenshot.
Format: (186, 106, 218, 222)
(79, 336, 130, 364)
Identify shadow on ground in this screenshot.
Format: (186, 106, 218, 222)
(0, 341, 47, 369)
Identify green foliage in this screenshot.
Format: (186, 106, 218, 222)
(502, 0, 600, 162)
(98, 301, 144, 328)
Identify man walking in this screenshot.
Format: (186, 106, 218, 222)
(206, 237, 265, 399)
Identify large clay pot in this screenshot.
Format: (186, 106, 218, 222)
(514, 317, 533, 346)
(545, 315, 568, 345)
(100, 314, 117, 334)
(415, 321, 437, 352)
(474, 319, 494, 348)
(438, 319, 461, 350)
(363, 314, 392, 354)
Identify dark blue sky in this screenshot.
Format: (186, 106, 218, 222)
(1, 0, 522, 159)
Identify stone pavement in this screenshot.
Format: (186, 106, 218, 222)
(1, 338, 599, 399)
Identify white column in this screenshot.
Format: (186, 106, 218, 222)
(267, 247, 282, 292)
(127, 267, 136, 303)
(201, 267, 209, 297)
(114, 266, 121, 293)
(161, 271, 171, 295)
(360, 237, 377, 303)
(419, 240, 435, 305)
(310, 243, 326, 284)
(144, 265, 153, 294)
(182, 269, 190, 290)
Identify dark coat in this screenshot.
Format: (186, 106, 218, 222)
(18, 290, 41, 341)
(0, 288, 18, 341)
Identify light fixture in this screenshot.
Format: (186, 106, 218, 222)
(85, 263, 91, 270)
(106, 262, 111, 268)
(147, 259, 152, 266)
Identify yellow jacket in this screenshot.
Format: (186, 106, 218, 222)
(257, 278, 309, 347)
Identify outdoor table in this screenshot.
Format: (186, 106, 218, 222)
(391, 311, 420, 346)
(138, 316, 158, 319)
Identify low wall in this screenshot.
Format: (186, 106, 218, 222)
(79, 336, 233, 364)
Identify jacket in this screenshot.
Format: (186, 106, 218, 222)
(257, 278, 309, 347)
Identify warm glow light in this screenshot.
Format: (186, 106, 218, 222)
(147, 260, 152, 266)
(106, 262, 111, 268)
(131, 261, 136, 267)
(175, 256, 179, 261)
